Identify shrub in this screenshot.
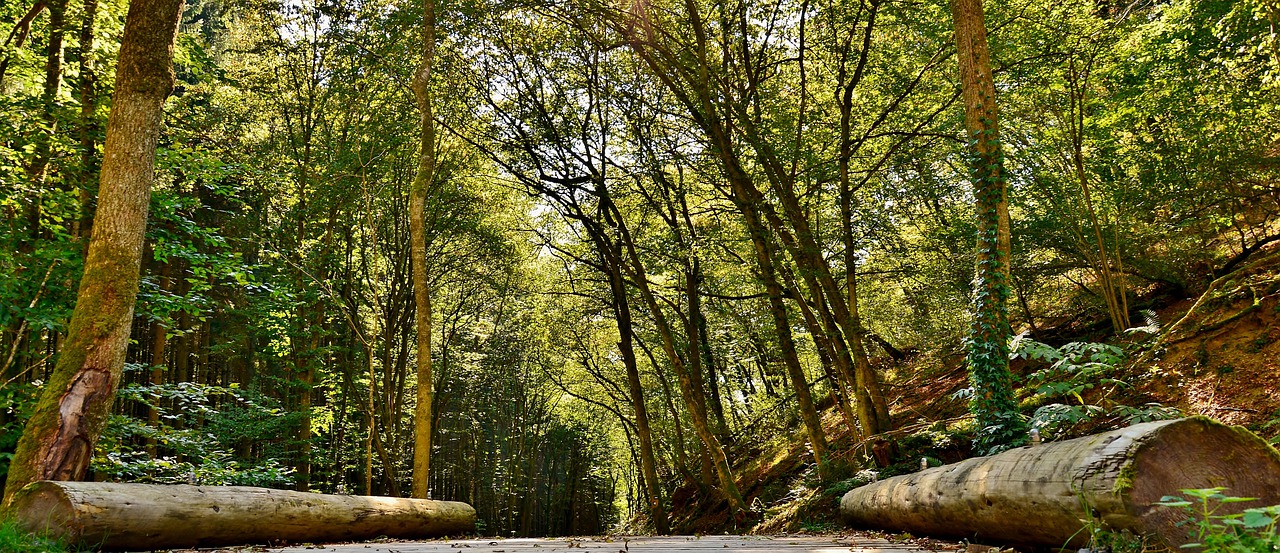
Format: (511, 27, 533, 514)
(1156, 487, 1280, 551)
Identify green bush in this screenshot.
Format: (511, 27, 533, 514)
(1156, 487, 1280, 551)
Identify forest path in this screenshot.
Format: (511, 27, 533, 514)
(271, 535, 963, 553)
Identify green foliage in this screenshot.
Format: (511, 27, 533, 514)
(1157, 488, 1280, 551)
(0, 518, 66, 553)
(0, 380, 40, 482)
(1014, 337, 1182, 440)
(94, 382, 294, 487)
(3, 0, 1279, 536)
(824, 469, 882, 497)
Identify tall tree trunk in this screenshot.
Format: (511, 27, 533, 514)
(2, 0, 184, 506)
(780, 263, 860, 435)
(612, 214, 747, 514)
(642, 338, 697, 489)
(731, 193, 832, 480)
(28, 0, 68, 185)
(950, 0, 1026, 454)
(408, 0, 436, 500)
(146, 259, 171, 457)
(73, 0, 99, 242)
(1066, 57, 1129, 333)
(685, 262, 728, 441)
(610, 263, 669, 533)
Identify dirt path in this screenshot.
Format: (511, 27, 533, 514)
(268, 535, 964, 553)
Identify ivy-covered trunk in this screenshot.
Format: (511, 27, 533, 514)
(951, 0, 1027, 454)
(1, 0, 184, 507)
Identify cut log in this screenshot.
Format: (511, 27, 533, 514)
(840, 417, 1280, 548)
(8, 481, 476, 550)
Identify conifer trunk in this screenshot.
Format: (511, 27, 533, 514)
(1, 0, 184, 507)
(74, 0, 100, 242)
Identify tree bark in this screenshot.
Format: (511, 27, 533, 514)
(409, 0, 436, 500)
(611, 263, 669, 533)
(1, 0, 184, 507)
(951, 0, 1025, 453)
(9, 481, 476, 550)
(840, 418, 1280, 547)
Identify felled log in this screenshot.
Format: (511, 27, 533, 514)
(9, 481, 476, 550)
(840, 417, 1280, 547)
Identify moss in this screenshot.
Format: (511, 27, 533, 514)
(1113, 463, 1136, 497)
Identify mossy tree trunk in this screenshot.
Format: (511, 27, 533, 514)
(1, 0, 184, 508)
(409, 0, 436, 500)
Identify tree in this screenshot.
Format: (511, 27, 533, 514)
(2, 0, 184, 506)
(409, 0, 437, 500)
(950, 0, 1026, 454)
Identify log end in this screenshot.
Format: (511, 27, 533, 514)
(7, 481, 83, 545)
(837, 417, 1280, 548)
(1123, 416, 1280, 546)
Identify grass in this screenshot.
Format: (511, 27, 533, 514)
(0, 517, 67, 553)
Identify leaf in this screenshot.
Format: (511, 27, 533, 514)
(1241, 510, 1273, 529)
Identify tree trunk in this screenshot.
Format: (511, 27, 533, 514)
(74, 0, 99, 242)
(840, 418, 1280, 548)
(10, 481, 476, 550)
(145, 260, 170, 457)
(408, 0, 437, 501)
(951, 0, 1025, 454)
(1, 0, 184, 507)
(686, 262, 728, 441)
(612, 267, 669, 533)
(612, 206, 747, 514)
(26, 0, 67, 185)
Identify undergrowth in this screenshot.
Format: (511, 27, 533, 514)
(1157, 488, 1280, 551)
(0, 518, 66, 553)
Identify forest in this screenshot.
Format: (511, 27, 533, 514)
(1, 0, 1280, 546)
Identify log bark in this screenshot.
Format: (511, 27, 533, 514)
(9, 481, 477, 550)
(840, 417, 1280, 547)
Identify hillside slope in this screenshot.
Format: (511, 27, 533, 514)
(663, 251, 1280, 536)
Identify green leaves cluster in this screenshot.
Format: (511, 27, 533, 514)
(1158, 488, 1280, 551)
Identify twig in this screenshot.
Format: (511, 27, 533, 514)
(1, 258, 61, 377)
